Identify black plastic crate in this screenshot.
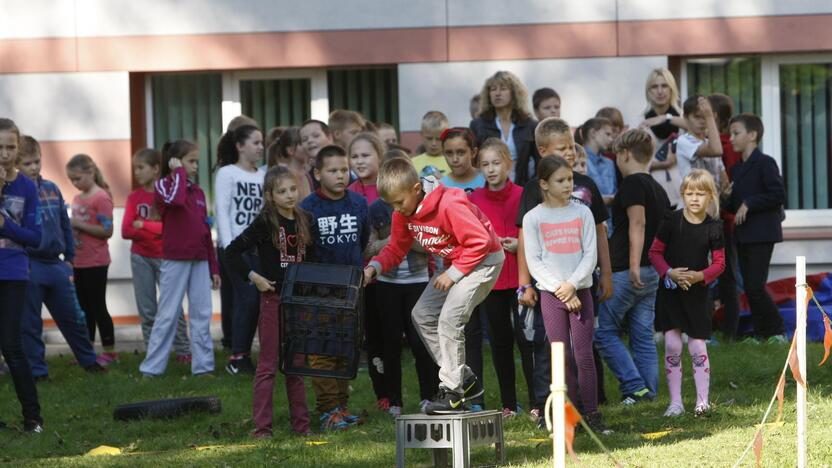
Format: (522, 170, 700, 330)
(279, 263, 364, 379)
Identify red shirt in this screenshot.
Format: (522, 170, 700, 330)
(122, 188, 164, 258)
(720, 133, 742, 174)
(348, 180, 378, 205)
(468, 180, 523, 291)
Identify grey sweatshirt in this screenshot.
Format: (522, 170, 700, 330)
(522, 201, 597, 293)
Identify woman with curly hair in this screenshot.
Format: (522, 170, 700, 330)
(469, 71, 540, 186)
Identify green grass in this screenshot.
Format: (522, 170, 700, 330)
(2, 342, 832, 467)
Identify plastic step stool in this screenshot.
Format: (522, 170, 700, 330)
(395, 411, 505, 467)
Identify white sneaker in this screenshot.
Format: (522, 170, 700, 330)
(388, 405, 402, 417)
(663, 403, 685, 417)
(419, 399, 430, 414)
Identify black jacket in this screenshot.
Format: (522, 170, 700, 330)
(728, 148, 785, 244)
(469, 116, 539, 186)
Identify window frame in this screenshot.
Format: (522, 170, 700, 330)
(682, 53, 832, 228)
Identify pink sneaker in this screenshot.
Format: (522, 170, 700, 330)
(175, 354, 192, 364)
(97, 352, 119, 365)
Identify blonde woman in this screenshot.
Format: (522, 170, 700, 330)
(469, 70, 539, 186)
(639, 68, 686, 207)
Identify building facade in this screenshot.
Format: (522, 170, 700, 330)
(2, 0, 831, 321)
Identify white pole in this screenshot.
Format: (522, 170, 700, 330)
(796, 256, 807, 468)
(551, 342, 565, 468)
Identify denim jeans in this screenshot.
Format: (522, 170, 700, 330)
(595, 267, 659, 397)
(22, 261, 97, 377)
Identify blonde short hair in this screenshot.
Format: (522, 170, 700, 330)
(681, 169, 720, 218)
(328, 109, 365, 132)
(377, 157, 420, 200)
(421, 111, 449, 133)
(534, 117, 571, 149)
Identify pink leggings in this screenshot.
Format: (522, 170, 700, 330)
(540, 288, 598, 414)
(252, 292, 310, 436)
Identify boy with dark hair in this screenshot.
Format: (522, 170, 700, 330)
(727, 113, 787, 343)
(364, 157, 504, 414)
(676, 96, 724, 184)
(17, 136, 106, 380)
(594, 129, 670, 404)
(300, 144, 370, 430)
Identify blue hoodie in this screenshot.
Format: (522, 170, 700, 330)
(0, 172, 42, 280)
(27, 177, 74, 263)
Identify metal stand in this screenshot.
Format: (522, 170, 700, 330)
(395, 411, 505, 467)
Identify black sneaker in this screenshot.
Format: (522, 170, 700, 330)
(424, 389, 466, 415)
(583, 411, 613, 435)
(226, 355, 255, 375)
(23, 419, 43, 434)
(84, 363, 107, 374)
(462, 375, 484, 402)
(620, 388, 651, 405)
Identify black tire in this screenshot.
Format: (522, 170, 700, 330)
(113, 396, 222, 421)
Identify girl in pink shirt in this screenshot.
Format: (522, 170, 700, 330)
(347, 133, 382, 204)
(66, 154, 116, 363)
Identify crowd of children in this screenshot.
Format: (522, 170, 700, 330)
(0, 66, 788, 438)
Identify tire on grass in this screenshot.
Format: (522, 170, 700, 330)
(113, 396, 222, 421)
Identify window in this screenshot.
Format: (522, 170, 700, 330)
(328, 67, 399, 129)
(779, 63, 831, 209)
(686, 57, 761, 115)
(151, 73, 223, 198)
(240, 78, 311, 130)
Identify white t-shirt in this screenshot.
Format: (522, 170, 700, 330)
(675, 133, 726, 187)
(214, 164, 266, 248)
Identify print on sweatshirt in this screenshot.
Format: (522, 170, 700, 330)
(300, 190, 369, 267)
(215, 165, 265, 248)
(0, 194, 26, 250)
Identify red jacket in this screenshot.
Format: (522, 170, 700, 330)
(468, 181, 522, 291)
(122, 188, 164, 258)
(370, 183, 502, 282)
(155, 167, 219, 274)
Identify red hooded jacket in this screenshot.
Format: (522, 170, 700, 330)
(155, 167, 219, 274)
(369, 182, 502, 283)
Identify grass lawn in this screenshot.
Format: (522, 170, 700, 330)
(1, 341, 832, 467)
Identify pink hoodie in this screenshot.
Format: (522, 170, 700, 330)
(155, 167, 219, 274)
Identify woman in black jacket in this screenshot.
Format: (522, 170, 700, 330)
(470, 71, 539, 186)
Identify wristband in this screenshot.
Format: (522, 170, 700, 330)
(516, 284, 533, 298)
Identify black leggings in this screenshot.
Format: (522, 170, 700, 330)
(475, 288, 535, 409)
(74, 265, 114, 348)
(0, 280, 41, 423)
(367, 281, 439, 405)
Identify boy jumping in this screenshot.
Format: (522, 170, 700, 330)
(364, 158, 503, 414)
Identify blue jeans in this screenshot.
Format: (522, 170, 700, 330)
(529, 299, 551, 410)
(595, 267, 659, 397)
(22, 261, 97, 377)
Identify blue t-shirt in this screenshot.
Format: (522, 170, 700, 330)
(585, 147, 617, 197)
(0, 173, 42, 280)
(440, 172, 485, 195)
(300, 190, 369, 267)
